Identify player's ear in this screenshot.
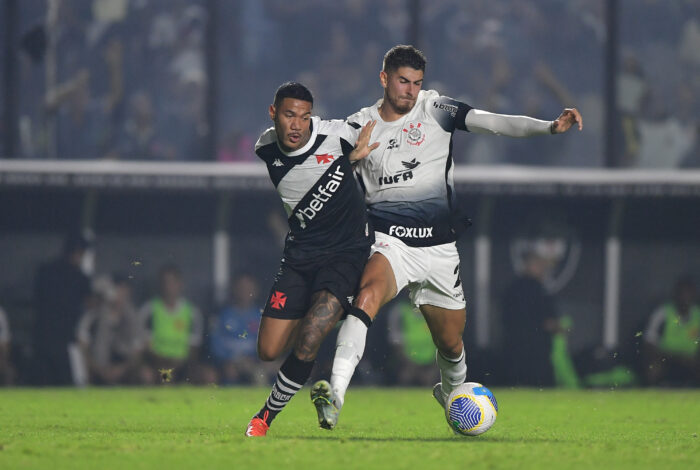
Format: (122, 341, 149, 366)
(269, 104, 276, 121)
(379, 70, 388, 89)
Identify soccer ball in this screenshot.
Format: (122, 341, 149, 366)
(445, 382, 498, 436)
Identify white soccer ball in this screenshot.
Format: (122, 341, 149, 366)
(444, 382, 498, 436)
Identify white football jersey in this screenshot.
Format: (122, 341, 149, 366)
(347, 90, 473, 247)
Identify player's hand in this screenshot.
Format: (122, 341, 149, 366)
(552, 108, 583, 133)
(349, 120, 380, 162)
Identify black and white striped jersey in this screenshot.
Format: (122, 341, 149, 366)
(255, 117, 372, 263)
(347, 90, 473, 247)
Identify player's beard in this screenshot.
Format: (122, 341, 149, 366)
(385, 93, 416, 115)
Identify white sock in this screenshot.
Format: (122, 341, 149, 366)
(330, 315, 368, 408)
(436, 347, 467, 398)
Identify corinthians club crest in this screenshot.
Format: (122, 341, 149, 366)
(403, 122, 425, 146)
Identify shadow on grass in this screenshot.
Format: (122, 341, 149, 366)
(272, 435, 563, 444)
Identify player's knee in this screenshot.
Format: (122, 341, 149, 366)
(257, 343, 281, 362)
(435, 336, 463, 359)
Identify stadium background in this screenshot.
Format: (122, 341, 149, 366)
(0, 0, 698, 388)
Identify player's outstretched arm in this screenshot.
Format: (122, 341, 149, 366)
(464, 108, 583, 137)
(348, 120, 380, 163)
(551, 108, 583, 133)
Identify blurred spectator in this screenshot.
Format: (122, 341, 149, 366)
(76, 274, 146, 385)
(139, 264, 204, 383)
(501, 247, 562, 387)
(0, 305, 15, 385)
(643, 277, 700, 386)
(217, 129, 255, 162)
(32, 232, 92, 385)
(119, 91, 177, 160)
(10, 0, 694, 167)
(636, 109, 697, 168)
(209, 274, 270, 385)
(387, 300, 438, 386)
(615, 56, 648, 165)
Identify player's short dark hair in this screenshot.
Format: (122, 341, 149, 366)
(273, 82, 313, 108)
(383, 45, 426, 73)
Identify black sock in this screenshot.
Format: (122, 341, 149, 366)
(256, 352, 314, 425)
(349, 306, 372, 328)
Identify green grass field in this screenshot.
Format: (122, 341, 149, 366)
(0, 387, 698, 469)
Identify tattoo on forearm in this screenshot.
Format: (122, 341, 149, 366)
(295, 291, 344, 361)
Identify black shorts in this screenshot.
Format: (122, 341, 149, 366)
(262, 247, 370, 320)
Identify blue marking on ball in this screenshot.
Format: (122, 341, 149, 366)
(448, 396, 482, 433)
(472, 386, 498, 412)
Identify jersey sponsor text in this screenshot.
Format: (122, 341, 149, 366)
(294, 165, 344, 228)
(388, 225, 434, 238)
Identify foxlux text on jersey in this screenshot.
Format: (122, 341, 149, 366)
(295, 165, 344, 229)
(389, 225, 434, 238)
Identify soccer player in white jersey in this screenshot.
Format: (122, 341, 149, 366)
(311, 45, 582, 429)
(244, 82, 378, 436)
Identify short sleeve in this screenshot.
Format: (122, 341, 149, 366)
(321, 119, 361, 146)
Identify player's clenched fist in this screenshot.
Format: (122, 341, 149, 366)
(551, 108, 583, 133)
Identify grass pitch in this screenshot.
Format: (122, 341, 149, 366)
(0, 387, 698, 469)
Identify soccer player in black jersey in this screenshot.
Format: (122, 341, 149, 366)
(245, 82, 378, 436)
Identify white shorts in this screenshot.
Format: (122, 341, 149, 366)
(371, 232, 466, 310)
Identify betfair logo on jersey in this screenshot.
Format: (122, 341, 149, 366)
(433, 101, 458, 117)
(294, 166, 344, 228)
(378, 158, 421, 186)
(389, 225, 434, 238)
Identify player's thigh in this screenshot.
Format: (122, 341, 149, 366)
(419, 303, 466, 358)
(257, 316, 301, 361)
(258, 263, 310, 360)
(409, 242, 465, 311)
(355, 252, 399, 319)
(313, 246, 370, 313)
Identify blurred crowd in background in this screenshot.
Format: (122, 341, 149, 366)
(0, 231, 698, 388)
(1, 1, 699, 388)
(2, 0, 698, 166)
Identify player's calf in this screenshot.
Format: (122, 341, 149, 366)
(246, 291, 344, 436)
(293, 290, 345, 362)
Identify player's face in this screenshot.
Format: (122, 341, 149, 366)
(381, 66, 424, 115)
(269, 98, 312, 152)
